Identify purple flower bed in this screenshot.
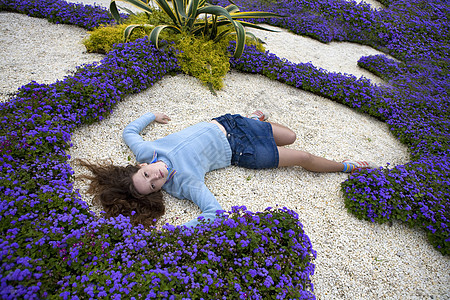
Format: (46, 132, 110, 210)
(224, 0, 449, 254)
(0, 0, 127, 29)
(0, 0, 448, 298)
(211, 0, 449, 62)
(0, 1, 317, 298)
(357, 54, 405, 81)
(228, 43, 449, 256)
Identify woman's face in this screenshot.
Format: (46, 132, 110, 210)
(132, 161, 168, 195)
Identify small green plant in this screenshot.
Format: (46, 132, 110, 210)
(84, 23, 146, 53)
(83, 11, 172, 53)
(83, 8, 267, 91)
(176, 34, 230, 91)
(110, 0, 283, 58)
(174, 31, 265, 91)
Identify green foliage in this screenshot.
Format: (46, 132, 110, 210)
(83, 11, 266, 91)
(173, 32, 264, 91)
(175, 34, 230, 90)
(83, 11, 172, 53)
(84, 24, 142, 54)
(110, 0, 282, 58)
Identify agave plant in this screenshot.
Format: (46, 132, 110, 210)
(110, 0, 283, 58)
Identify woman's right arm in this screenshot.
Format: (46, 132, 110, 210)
(122, 112, 156, 152)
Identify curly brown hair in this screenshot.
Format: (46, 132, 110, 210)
(75, 159, 165, 227)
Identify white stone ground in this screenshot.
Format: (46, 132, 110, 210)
(1, 0, 449, 298)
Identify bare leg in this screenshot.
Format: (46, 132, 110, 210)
(269, 122, 297, 146)
(278, 147, 345, 172)
(268, 121, 344, 172)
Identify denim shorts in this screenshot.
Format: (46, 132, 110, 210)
(213, 114, 279, 169)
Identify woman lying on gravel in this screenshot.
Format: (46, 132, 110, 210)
(79, 111, 377, 228)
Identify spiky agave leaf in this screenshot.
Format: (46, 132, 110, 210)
(152, 0, 179, 25)
(230, 11, 284, 19)
(224, 4, 239, 14)
(196, 5, 246, 58)
(149, 24, 182, 47)
(172, 0, 188, 25)
(110, 0, 153, 23)
(186, 0, 205, 28)
(109, 0, 283, 58)
(215, 19, 279, 32)
(123, 24, 155, 42)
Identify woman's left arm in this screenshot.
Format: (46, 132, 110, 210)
(180, 181, 223, 228)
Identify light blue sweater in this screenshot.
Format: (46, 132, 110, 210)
(122, 112, 232, 227)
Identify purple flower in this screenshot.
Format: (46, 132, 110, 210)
(0, 1, 448, 299)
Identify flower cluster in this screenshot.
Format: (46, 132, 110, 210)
(55, 207, 316, 299)
(0, 0, 126, 29)
(222, 0, 449, 254)
(228, 43, 391, 119)
(0, 1, 317, 299)
(357, 54, 406, 82)
(0, 0, 449, 298)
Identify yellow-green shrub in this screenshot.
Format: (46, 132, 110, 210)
(83, 11, 265, 91)
(84, 24, 149, 53)
(175, 35, 231, 91)
(83, 11, 171, 54)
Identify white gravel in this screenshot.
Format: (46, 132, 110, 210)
(0, 12, 103, 102)
(1, 2, 449, 299)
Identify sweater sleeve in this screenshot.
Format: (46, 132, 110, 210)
(122, 112, 156, 154)
(180, 180, 223, 228)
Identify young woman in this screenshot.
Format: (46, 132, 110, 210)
(79, 111, 376, 228)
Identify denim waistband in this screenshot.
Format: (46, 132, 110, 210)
(212, 114, 279, 169)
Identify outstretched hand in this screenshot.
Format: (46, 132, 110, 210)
(154, 113, 171, 124)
